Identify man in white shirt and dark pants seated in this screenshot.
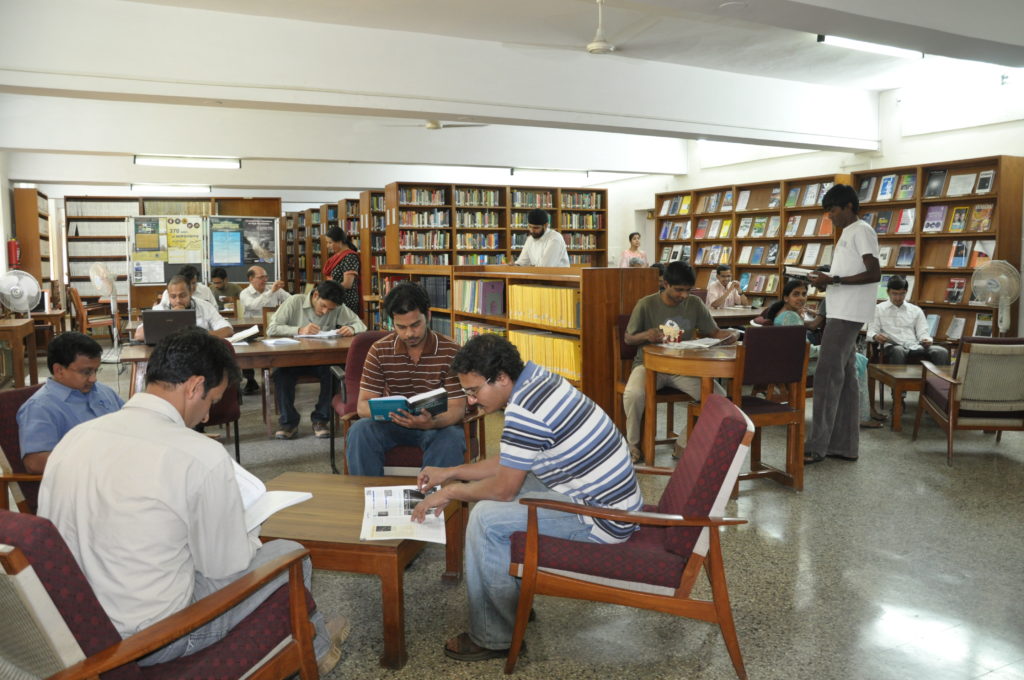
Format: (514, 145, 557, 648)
(867, 275, 950, 365)
(514, 209, 570, 267)
(239, 265, 291, 317)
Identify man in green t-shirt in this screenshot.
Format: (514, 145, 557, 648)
(622, 262, 736, 461)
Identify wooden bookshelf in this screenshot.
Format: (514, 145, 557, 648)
(377, 264, 651, 416)
(281, 211, 299, 291)
(13, 188, 52, 285)
(384, 182, 608, 270)
(360, 189, 386, 302)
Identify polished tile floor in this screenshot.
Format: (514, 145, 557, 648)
(79, 361, 1024, 678)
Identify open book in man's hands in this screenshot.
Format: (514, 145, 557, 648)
(233, 460, 312, 532)
(369, 387, 448, 422)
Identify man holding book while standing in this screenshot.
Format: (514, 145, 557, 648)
(805, 184, 881, 464)
(346, 282, 467, 476)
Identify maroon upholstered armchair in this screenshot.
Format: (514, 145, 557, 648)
(505, 393, 755, 678)
(0, 383, 44, 513)
(203, 339, 242, 462)
(0, 510, 319, 680)
(329, 331, 485, 474)
(912, 336, 1024, 466)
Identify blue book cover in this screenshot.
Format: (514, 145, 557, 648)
(369, 388, 447, 421)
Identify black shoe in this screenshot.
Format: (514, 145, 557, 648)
(804, 452, 825, 465)
(243, 381, 260, 395)
(827, 453, 858, 462)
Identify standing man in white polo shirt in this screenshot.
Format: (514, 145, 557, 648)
(805, 184, 880, 464)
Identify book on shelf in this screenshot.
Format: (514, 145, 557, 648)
(369, 387, 448, 422)
(677, 195, 692, 215)
(660, 199, 672, 216)
(923, 169, 947, 198)
(659, 222, 670, 239)
(706, 192, 721, 213)
(736, 190, 751, 211)
(903, 274, 916, 299)
(708, 244, 723, 264)
(707, 219, 722, 239)
(719, 246, 733, 265)
(695, 194, 707, 213)
(945, 278, 967, 304)
(876, 274, 893, 301)
(947, 240, 970, 268)
(766, 215, 782, 238)
(720, 190, 734, 212)
(802, 182, 821, 207)
(669, 244, 683, 262)
(896, 207, 916, 233)
(874, 210, 893, 235)
(818, 214, 834, 237)
(751, 216, 768, 237)
(785, 186, 801, 208)
(750, 245, 765, 265)
(802, 242, 821, 266)
(819, 244, 833, 266)
(926, 313, 941, 338)
(946, 316, 966, 341)
(784, 244, 803, 265)
(878, 246, 893, 267)
(765, 242, 779, 265)
(738, 245, 753, 264)
(737, 217, 753, 238)
(922, 205, 947, 233)
(975, 169, 995, 194)
(784, 215, 800, 237)
(659, 246, 672, 263)
(738, 272, 751, 291)
(695, 246, 706, 264)
(857, 177, 877, 202)
(750, 274, 766, 293)
(895, 173, 917, 200)
(876, 174, 898, 201)
(974, 313, 994, 337)
(967, 203, 993, 232)
(802, 217, 819, 237)
(767, 186, 781, 208)
(948, 206, 969, 232)
(860, 211, 875, 227)
(668, 196, 682, 215)
(946, 173, 977, 197)
(764, 274, 779, 294)
(695, 218, 709, 239)
(895, 240, 916, 267)
(749, 296, 766, 308)
(719, 219, 732, 238)
(969, 240, 994, 268)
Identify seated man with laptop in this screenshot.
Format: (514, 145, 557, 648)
(134, 275, 233, 343)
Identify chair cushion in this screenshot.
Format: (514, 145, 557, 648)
(0, 385, 43, 512)
(923, 374, 951, 413)
(510, 505, 687, 589)
(739, 395, 795, 416)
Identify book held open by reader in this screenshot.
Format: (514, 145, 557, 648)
(369, 387, 448, 421)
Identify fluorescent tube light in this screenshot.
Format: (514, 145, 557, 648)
(131, 184, 212, 194)
(817, 34, 922, 60)
(134, 155, 241, 169)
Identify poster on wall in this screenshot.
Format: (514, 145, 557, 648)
(209, 217, 244, 265)
(242, 218, 276, 264)
(131, 217, 167, 262)
(165, 216, 204, 263)
(209, 217, 276, 266)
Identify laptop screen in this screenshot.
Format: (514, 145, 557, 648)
(141, 309, 197, 345)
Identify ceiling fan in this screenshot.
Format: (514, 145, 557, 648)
(503, 0, 661, 56)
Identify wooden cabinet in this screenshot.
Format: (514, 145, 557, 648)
(13, 188, 51, 284)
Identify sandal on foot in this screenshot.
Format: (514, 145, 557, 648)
(444, 633, 519, 662)
(860, 420, 884, 429)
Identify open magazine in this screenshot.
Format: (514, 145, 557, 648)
(661, 337, 727, 350)
(360, 485, 446, 544)
(233, 461, 313, 532)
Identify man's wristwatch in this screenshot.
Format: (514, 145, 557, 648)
(832, 275, 841, 285)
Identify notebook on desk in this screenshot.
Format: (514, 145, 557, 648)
(142, 309, 197, 345)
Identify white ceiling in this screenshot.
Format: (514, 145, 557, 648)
(2, 0, 1023, 203)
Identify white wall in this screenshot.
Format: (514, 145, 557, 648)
(0, 151, 9, 271)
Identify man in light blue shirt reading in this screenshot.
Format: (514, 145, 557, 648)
(17, 331, 124, 473)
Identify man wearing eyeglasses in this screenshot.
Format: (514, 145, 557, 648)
(16, 331, 124, 473)
(238, 265, 291, 317)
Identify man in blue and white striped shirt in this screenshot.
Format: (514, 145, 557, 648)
(411, 334, 642, 662)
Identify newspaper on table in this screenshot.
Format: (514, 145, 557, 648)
(360, 485, 446, 544)
(661, 337, 726, 350)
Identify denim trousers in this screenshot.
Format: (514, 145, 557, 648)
(806, 318, 862, 459)
(345, 418, 466, 476)
(273, 365, 333, 428)
(465, 475, 594, 650)
(140, 539, 330, 665)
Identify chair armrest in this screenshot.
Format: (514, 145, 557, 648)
(46, 548, 312, 680)
(920, 360, 960, 386)
(0, 473, 42, 511)
(330, 365, 345, 381)
(518, 497, 745, 528)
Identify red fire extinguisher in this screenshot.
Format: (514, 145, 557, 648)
(6, 239, 20, 267)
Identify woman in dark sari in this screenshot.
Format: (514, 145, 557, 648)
(324, 226, 360, 316)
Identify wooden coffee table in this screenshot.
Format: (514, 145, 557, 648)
(867, 363, 952, 432)
(259, 472, 465, 669)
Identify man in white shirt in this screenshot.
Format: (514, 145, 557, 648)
(707, 264, 749, 309)
(514, 209, 570, 267)
(805, 184, 880, 464)
(38, 328, 346, 673)
(867, 275, 950, 365)
(239, 265, 291, 317)
(157, 264, 218, 309)
(134, 275, 233, 341)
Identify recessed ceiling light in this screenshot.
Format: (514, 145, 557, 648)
(130, 183, 212, 194)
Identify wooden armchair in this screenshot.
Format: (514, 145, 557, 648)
(506, 394, 755, 678)
(0, 510, 318, 680)
(69, 287, 121, 341)
(912, 336, 1024, 465)
(0, 383, 44, 513)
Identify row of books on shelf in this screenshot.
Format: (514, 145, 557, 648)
(863, 208, 915, 235)
(454, 188, 503, 207)
(930, 239, 993, 269)
(876, 274, 915, 301)
(507, 285, 580, 329)
(928, 313, 993, 340)
(456, 233, 502, 249)
(398, 232, 450, 249)
(737, 243, 781, 266)
(398, 188, 447, 206)
(694, 244, 732, 266)
(452, 320, 506, 346)
(877, 241, 917, 268)
(782, 242, 834, 268)
(561, 192, 603, 209)
(737, 272, 779, 296)
(455, 253, 505, 264)
(784, 181, 834, 209)
(510, 190, 555, 209)
(453, 279, 505, 316)
(659, 244, 691, 263)
(859, 168, 995, 203)
(455, 211, 503, 228)
(420, 275, 451, 309)
(920, 203, 993, 233)
(507, 329, 582, 382)
(398, 209, 450, 227)
(399, 254, 449, 265)
(560, 213, 605, 229)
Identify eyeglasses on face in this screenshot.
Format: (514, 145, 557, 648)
(462, 379, 494, 398)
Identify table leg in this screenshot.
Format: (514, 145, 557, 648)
(891, 385, 904, 432)
(643, 369, 657, 466)
(26, 331, 37, 385)
(868, 374, 878, 416)
(378, 555, 408, 669)
(442, 501, 466, 584)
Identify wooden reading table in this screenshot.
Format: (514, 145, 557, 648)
(867, 363, 953, 432)
(0, 318, 38, 387)
(260, 472, 465, 670)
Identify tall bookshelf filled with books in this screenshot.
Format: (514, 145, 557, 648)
(734, 180, 782, 303)
(854, 155, 1023, 339)
(304, 207, 323, 287)
(690, 185, 735, 288)
(13, 188, 53, 286)
(360, 190, 386, 298)
(64, 197, 138, 305)
(559, 189, 607, 266)
(281, 212, 298, 291)
(376, 264, 651, 417)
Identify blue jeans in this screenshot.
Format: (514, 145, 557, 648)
(140, 539, 331, 665)
(273, 365, 333, 428)
(465, 475, 594, 650)
(346, 418, 466, 476)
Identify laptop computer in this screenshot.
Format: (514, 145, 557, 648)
(142, 309, 197, 345)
